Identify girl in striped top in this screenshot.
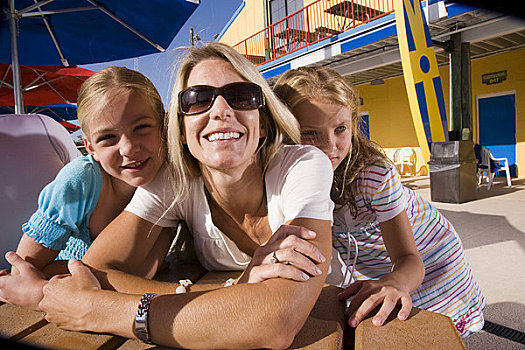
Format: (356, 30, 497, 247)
(274, 66, 485, 338)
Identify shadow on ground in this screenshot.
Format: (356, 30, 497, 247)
(465, 302, 525, 350)
(471, 178, 525, 201)
(438, 209, 525, 251)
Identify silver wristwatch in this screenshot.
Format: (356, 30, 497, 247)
(134, 293, 157, 344)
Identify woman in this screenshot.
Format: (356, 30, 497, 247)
(274, 65, 485, 337)
(36, 43, 335, 349)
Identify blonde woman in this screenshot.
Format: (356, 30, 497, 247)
(35, 43, 335, 349)
(0, 67, 166, 310)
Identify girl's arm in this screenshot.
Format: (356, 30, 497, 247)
(39, 216, 332, 349)
(380, 211, 425, 291)
(339, 211, 425, 327)
(0, 234, 65, 310)
(0, 211, 199, 309)
(15, 234, 66, 277)
(0, 251, 47, 309)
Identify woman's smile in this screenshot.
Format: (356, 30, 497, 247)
(183, 58, 264, 172)
(204, 127, 243, 143)
(205, 131, 241, 142)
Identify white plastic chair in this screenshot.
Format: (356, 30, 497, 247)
(397, 147, 416, 175)
(387, 148, 401, 164)
(475, 145, 512, 190)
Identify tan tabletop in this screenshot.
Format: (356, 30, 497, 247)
(355, 306, 466, 349)
(0, 265, 465, 349)
(0, 266, 345, 350)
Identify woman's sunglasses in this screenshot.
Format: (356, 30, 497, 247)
(178, 82, 264, 115)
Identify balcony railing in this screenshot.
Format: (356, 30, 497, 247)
(233, 0, 395, 66)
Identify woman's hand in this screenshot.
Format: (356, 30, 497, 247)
(0, 252, 47, 310)
(238, 224, 326, 284)
(337, 275, 413, 328)
(39, 259, 102, 331)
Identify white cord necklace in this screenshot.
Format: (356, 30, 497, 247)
(343, 232, 359, 286)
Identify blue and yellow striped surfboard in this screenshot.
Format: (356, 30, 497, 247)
(395, 0, 449, 162)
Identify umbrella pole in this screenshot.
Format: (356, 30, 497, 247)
(9, 0, 24, 114)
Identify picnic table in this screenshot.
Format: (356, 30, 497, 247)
(0, 261, 466, 349)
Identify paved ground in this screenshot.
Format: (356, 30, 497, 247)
(405, 176, 525, 349)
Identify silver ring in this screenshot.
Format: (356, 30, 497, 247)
(42, 311, 46, 317)
(269, 251, 279, 264)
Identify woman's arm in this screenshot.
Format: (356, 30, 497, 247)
(40, 217, 332, 349)
(81, 210, 179, 294)
(151, 217, 331, 349)
(339, 211, 425, 327)
(84, 209, 326, 292)
(237, 222, 327, 283)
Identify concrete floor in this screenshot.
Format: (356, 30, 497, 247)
(406, 176, 525, 349)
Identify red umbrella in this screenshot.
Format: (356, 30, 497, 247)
(58, 120, 81, 133)
(0, 64, 94, 107)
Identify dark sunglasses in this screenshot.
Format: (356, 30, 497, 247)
(178, 82, 264, 115)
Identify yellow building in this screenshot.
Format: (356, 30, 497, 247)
(218, 0, 525, 178)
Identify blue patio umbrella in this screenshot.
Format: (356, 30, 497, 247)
(0, 103, 81, 132)
(1, 0, 199, 112)
(0, 103, 78, 121)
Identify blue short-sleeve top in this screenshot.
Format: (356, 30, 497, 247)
(22, 155, 103, 260)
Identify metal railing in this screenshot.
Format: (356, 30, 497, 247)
(233, 0, 394, 66)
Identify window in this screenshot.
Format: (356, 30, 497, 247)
(266, 0, 305, 58)
(269, 0, 303, 24)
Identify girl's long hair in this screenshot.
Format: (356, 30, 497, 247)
(274, 66, 389, 216)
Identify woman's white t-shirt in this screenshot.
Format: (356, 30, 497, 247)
(125, 145, 335, 271)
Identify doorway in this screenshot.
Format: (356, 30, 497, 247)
(360, 112, 370, 140)
(477, 92, 517, 177)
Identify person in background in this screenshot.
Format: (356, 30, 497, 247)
(0, 113, 81, 270)
(274, 65, 485, 338)
(0, 66, 166, 310)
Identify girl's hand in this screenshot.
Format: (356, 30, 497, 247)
(39, 259, 102, 331)
(238, 224, 326, 284)
(338, 276, 412, 328)
(0, 252, 47, 310)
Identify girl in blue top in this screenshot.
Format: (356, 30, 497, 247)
(0, 66, 166, 309)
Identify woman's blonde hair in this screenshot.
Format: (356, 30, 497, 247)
(274, 66, 388, 216)
(167, 42, 300, 200)
(77, 66, 165, 139)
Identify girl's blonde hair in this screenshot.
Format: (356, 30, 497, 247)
(167, 42, 300, 201)
(274, 66, 388, 215)
(77, 66, 166, 139)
